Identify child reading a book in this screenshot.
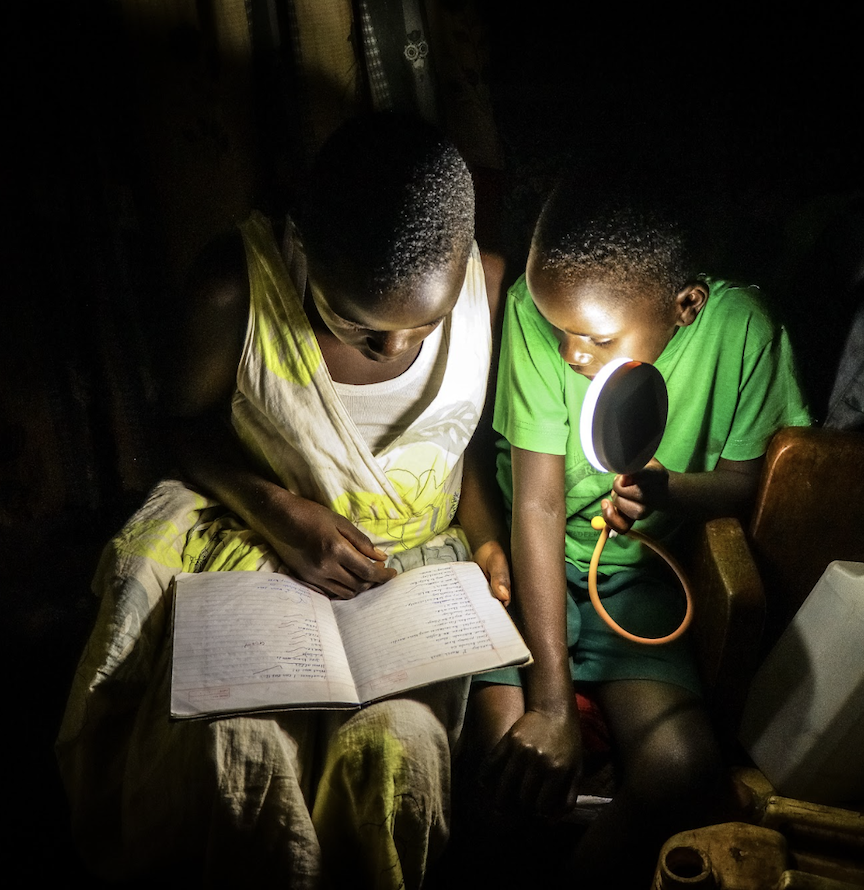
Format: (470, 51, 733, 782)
(459, 175, 811, 884)
(56, 112, 510, 890)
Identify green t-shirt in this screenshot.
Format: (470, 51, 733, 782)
(494, 275, 812, 573)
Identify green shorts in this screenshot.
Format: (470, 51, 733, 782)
(476, 562, 702, 696)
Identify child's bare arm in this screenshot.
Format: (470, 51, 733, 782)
(455, 248, 512, 604)
(483, 446, 583, 816)
(601, 456, 764, 533)
(457, 435, 511, 604)
(171, 413, 396, 597)
(162, 233, 395, 597)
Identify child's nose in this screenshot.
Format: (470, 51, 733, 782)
(368, 329, 415, 358)
(558, 337, 592, 368)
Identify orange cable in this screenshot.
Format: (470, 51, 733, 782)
(587, 520, 693, 645)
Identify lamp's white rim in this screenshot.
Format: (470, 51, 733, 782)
(579, 356, 634, 473)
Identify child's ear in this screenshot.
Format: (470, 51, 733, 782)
(673, 281, 709, 327)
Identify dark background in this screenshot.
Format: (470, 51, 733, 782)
(4, 0, 862, 882)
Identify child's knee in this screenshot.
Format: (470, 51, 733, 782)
(327, 698, 450, 795)
(463, 682, 525, 756)
(628, 730, 722, 807)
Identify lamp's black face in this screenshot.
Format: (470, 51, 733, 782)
(581, 358, 668, 475)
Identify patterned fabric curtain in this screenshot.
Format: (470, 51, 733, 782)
(357, 0, 440, 121)
(254, 0, 503, 183)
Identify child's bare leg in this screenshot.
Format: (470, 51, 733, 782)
(454, 681, 525, 809)
(439, 683, 535, 886)
(569, 679, 722, 884)
(462, 682, 525, 753)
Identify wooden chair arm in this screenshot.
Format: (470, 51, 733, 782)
(690, 517, 766, 745)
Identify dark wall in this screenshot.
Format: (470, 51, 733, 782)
(477, 1, 863, 412)
(483, 5, 861, 251)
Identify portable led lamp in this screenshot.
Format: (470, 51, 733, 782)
(581, 356, 668, 474)
(580, 357, 693, 645)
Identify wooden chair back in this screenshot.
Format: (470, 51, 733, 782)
(747, 426, 864, 652)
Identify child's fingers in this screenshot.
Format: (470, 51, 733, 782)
(613, 473, 643, 502)
(338, 518, 390, 562)
(490, 750, 522, 814)
(601, 498, 634, 534)
(472, 540, 512, 605)
(535, 766, 581, 819)
(613, 461, 669, 515)
(487, 552, 512, 606)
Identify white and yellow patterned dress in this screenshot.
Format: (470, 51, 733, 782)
(56, 212, 492, 888)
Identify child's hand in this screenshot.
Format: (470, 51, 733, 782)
(602, 458, 670, 533)
(265, 491, 397, 598)
(472, 539, 512, 606)
(483, 708, 583, 818)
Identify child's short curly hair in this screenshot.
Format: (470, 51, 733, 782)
(296, 111, 475, 295)
(532, 175, 699, 310)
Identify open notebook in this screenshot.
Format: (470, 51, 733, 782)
(170, 560, 531, 718)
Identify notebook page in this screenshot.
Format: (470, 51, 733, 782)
(171, 571, 359, 717)
(332, 561, 530, 703)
